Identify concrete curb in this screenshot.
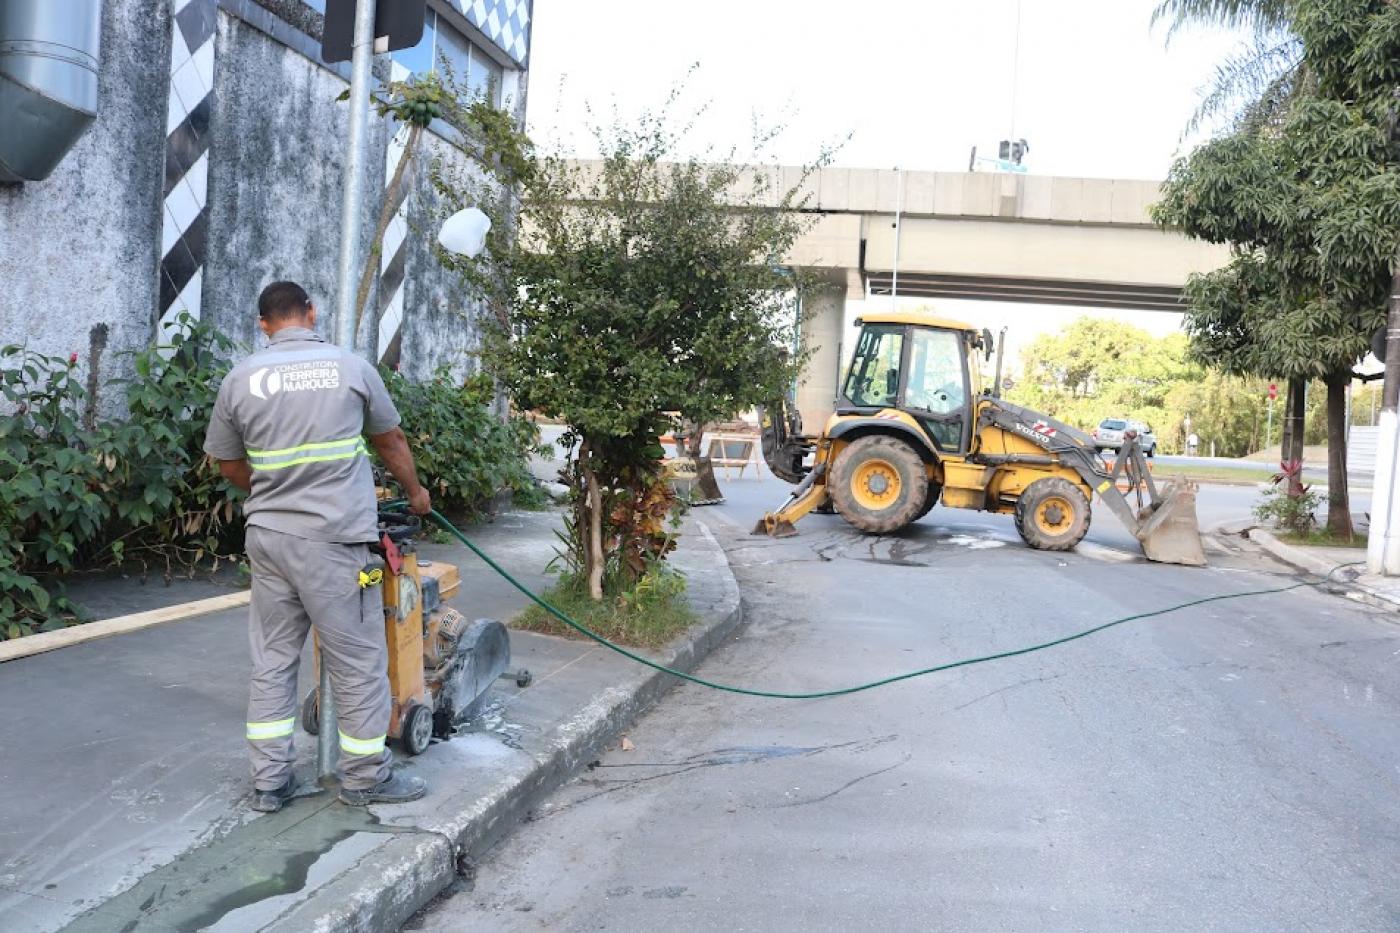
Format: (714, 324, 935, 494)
(263, 517, 744, 933)
(1244, 528, 1400, 615)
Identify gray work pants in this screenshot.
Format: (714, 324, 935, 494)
(244, 525, 392, 791)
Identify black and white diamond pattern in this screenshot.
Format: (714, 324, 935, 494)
(377, 60, 415, 365)
(449, 0, 531, 66)
(160, 0, 217, 336)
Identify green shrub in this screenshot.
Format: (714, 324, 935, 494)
(513, 566, 692, 649)
(383, 367, 545, 518)
(0, 315, 241, 635)
(1254, 484, 1322, 535)
(101, 316, 245, 574)
(0, 346, 109, 629)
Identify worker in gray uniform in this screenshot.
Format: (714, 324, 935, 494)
(204, 280, 432, 812)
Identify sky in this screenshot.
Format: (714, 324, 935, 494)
(523, 0, 1250, 359)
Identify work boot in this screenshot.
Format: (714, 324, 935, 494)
(338, 772, 428, 806)
(251, 775, 298, 813)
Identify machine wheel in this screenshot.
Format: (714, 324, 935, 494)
(401, 703, 434, 756)
(1145, 444, 1155, 459)
(301, 689, 319, 736)
(913, 483, 944, 522)
(829, 436, 928, 534)
(1014, 477, 1091, 551)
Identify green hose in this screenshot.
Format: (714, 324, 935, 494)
(426, 509, 1360, 700)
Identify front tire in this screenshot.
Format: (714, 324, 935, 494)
(829, 436, 928, 534)
(1014, 477, 1091, 551)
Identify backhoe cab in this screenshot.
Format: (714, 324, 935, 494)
(754, 311, 1205, 566)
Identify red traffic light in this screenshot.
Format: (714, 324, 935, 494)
(1268, 383, 1278, 401)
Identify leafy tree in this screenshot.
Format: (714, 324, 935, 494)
(1154, 0, 1400, 536)
(1153, 0, 1305, 135)
(1007, 317, 1280, 457)
(451, 109, 813, 600)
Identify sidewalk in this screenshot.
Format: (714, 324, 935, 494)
(1246, 527, 1400, 614)
(0, 509, 741, 932)
(1208, 516, 1400, 615)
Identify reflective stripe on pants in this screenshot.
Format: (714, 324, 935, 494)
(244, 525, 392, 792)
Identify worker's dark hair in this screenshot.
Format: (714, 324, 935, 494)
(257, 281, 313, 321)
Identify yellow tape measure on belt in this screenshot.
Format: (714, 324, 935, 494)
(359, 566, 384, 589)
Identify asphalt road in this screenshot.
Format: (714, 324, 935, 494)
(414, 471, 1399, 932)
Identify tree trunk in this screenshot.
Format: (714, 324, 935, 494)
(352, 122, 423, 342)
(1283, 378, 1307, 495)
(578, 439, 605, 601)
(1325, 370, 1353, 538)
(684, 421, 705, 458)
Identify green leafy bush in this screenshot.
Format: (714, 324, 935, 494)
(0, 347, 108, 628)
(102, 317, 245, 573)
(383, 367, 546, 518)
(1254, 461, 1322, 535)
(0, 315, 241, 635)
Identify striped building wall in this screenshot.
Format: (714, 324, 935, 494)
(448, 0, 531, 66)
(160, 0, 218, 334)
(377, 61, 415, 365)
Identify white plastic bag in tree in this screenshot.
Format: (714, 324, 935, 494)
(438, 207, 491, 258)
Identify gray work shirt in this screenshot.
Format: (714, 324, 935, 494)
(204, 327, 400, 543)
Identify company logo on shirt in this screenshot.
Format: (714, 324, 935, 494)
(249, 360, 342, 400)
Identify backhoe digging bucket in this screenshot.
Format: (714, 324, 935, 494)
(752, 514, 799, 538)
(1134, 479, 1207, 566)
(665, 456, 724, 506)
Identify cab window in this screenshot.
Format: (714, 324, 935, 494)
(905, 328, 967, 450)
(904, 329, 966, 416)
(843, 325, 904, 408)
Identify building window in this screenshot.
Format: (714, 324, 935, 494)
(391, 6, 503, 107)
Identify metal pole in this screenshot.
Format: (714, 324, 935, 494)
(1266, 398, 1273, 452)
(1367, 258, 1400, 574)
(891, 167, 904, 302)
(333, 0, 378, 353)
(322, 0, 378, 782)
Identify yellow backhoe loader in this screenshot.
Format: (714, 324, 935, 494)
(753, 311, 1205, 565)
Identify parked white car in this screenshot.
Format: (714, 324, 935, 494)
(1092, 418, 1157, 457)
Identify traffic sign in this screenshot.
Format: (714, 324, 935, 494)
(322, 0, 426, 63)
(1268, 383, 1278, 401)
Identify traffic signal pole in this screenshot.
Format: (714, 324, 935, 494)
(322, 0, 378, 783)
(1367, 261, 1400, 575)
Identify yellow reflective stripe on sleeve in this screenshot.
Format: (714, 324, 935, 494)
(248, 442, 368, 472)
(246, 718, 296, 741)
(1097, 480, 1111, 493)
(338, 731, 386, 756)
(246, 435, 365, 458)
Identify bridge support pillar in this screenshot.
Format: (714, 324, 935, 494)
(795, 283, 845, 433)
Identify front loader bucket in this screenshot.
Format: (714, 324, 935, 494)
(664, 456, 724, 506)
(1134, 479, 1207, 566)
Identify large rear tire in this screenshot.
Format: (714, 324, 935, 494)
(1014, 477, 1091, 551)
(830, 436, 928, 534)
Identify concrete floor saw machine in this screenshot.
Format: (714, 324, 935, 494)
(302, 507, 531, 756)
